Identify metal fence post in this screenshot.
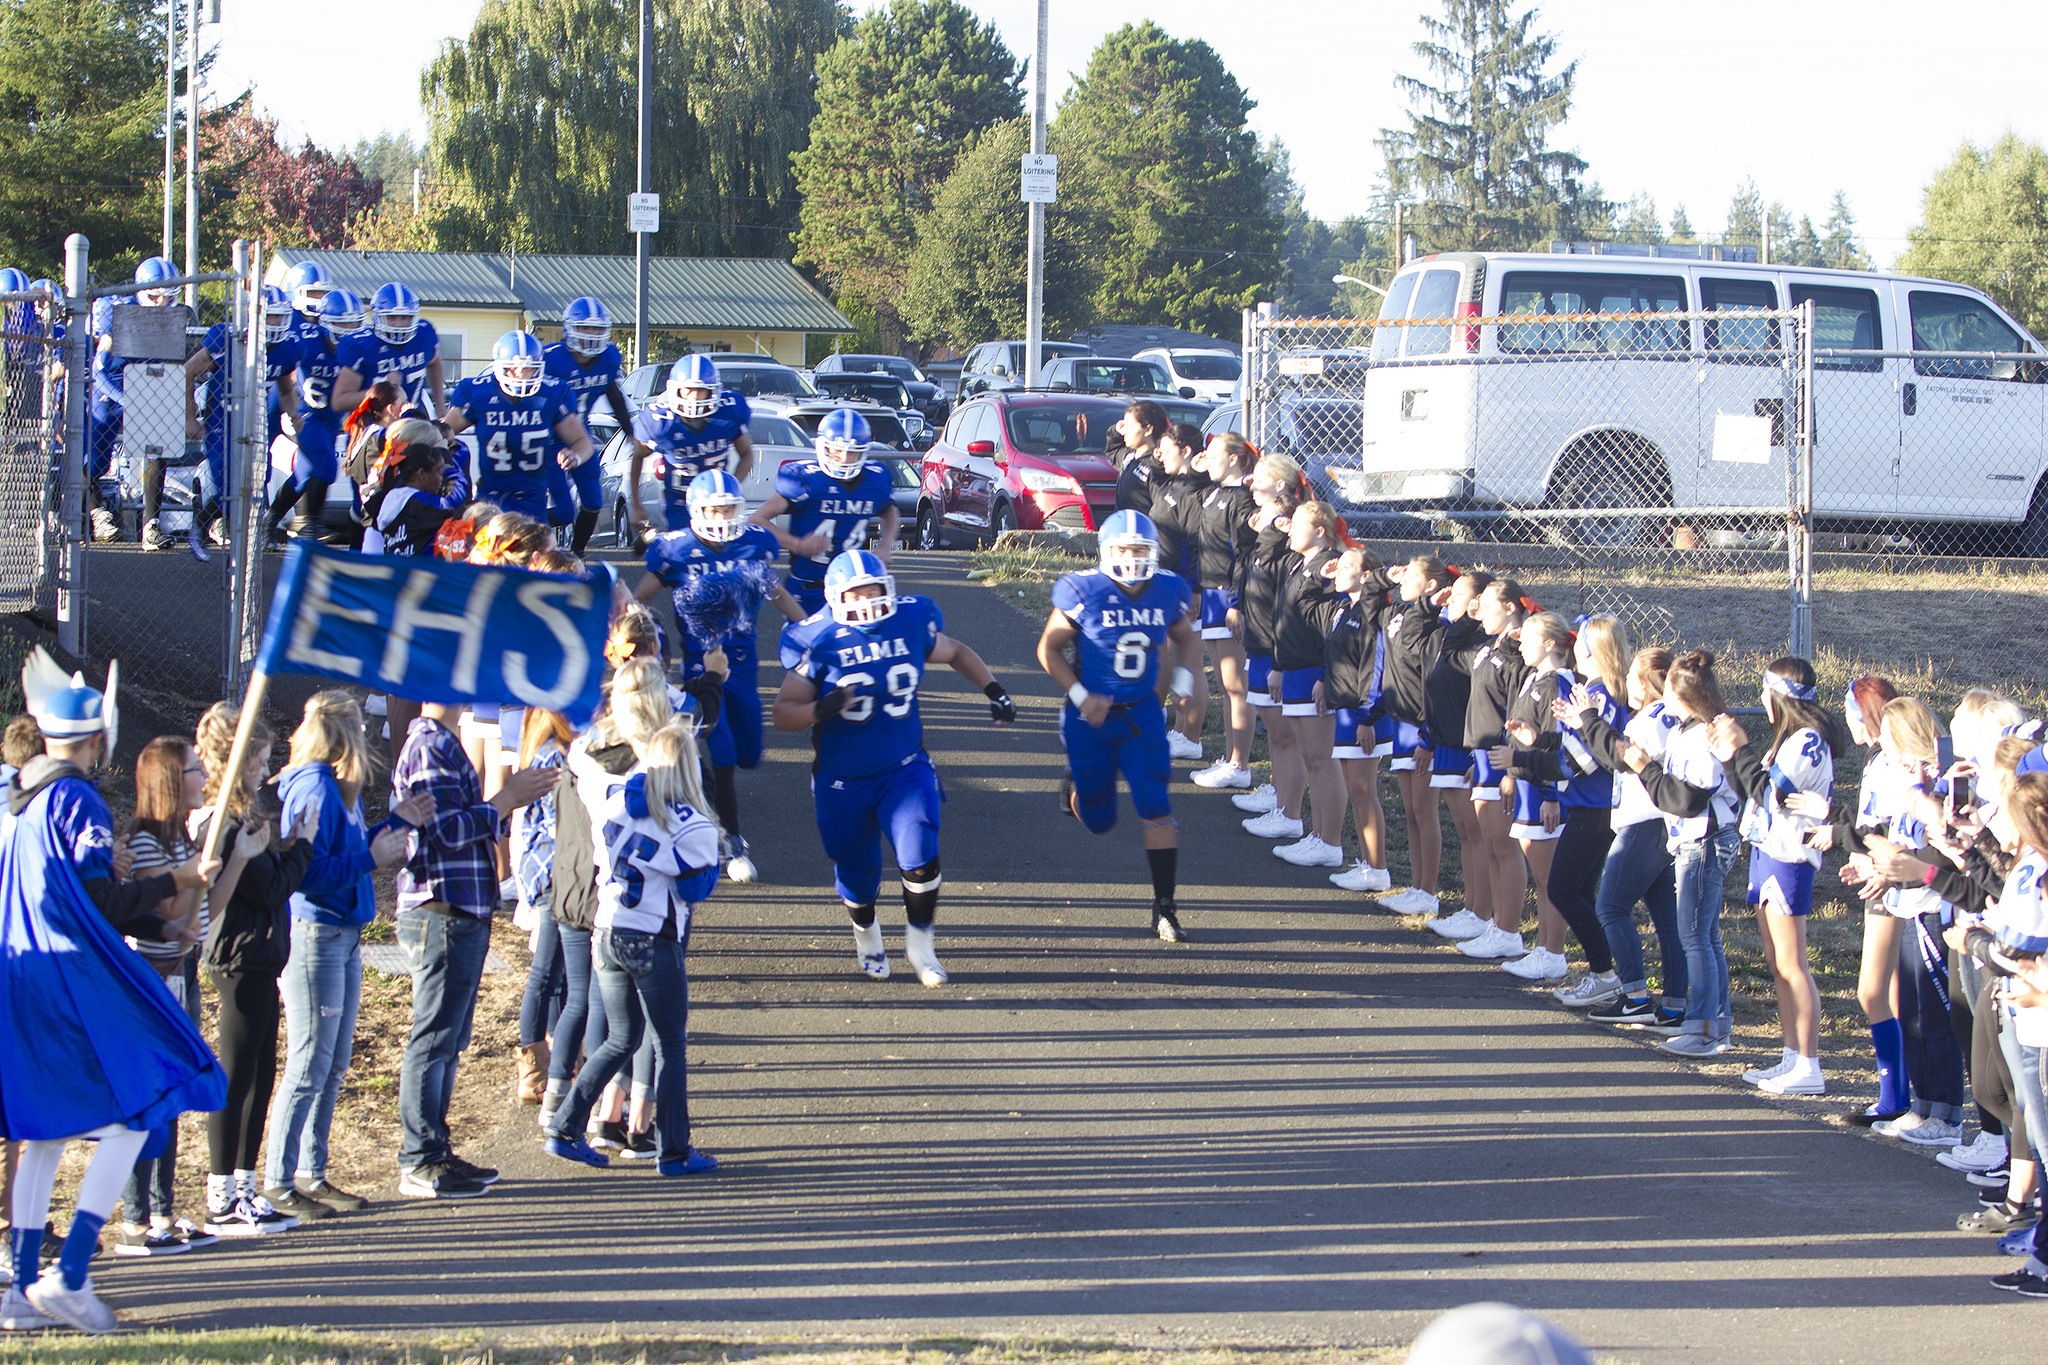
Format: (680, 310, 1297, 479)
(1789, 299, 1816, 660)
(223, 238, 247, 695)
(57, 234, 89, 659)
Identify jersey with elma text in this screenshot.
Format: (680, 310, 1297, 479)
(774, 459, 895, 587)
(642, 524, 784, 653)
(632, 391, 751, 512)
(201, 323, 298, 429)
(293, 331, 352, 425)
(448, 373, 576, 508)
(1052, 568, 1192, 706)
(796, 596, 944, 779)
(544, 341, 624, 424)
(337, 319, 441, 407)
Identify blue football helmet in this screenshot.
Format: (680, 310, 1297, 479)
(260, 284, 293, 343)
(669, 352, 721, 419)
(1098, 509, 1160, 584)
(134, 255, 178, 307)
(318, 288, 364, 339)
(370, 281, 420, 345)
(282, 261, 330, 316)
(492, 330, 547, 398)
(0, 268, 28, 294)
(824, 549, 897, 627)
(685, 468, 746, 544)
(815, 407, 872, 480)
(21, 646, 117, 755)
(562, 296, 612, 357)
(90, 296, 114, 334)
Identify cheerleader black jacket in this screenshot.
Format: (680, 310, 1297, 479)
(1195, 482, 1258, 601)
(1461, 632, 1528, 749)
(1274, 546, 1343, 673)
(1114, 452, 1162, 515)
(1236, 522, 1296, 656)
(1423, 614, 1485, 750)
(1381, 595, 1444, 726)
(1148, 470, 1210, 586)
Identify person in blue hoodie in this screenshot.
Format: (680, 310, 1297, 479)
(265, 692, 430, 1223)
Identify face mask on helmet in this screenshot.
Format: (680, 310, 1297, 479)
(319, 293, 364, 340)
(689, 493, 745, 543)
(831, 580, 897, 627)
(675, 386, 718, 420)
(1101, 536, 1158, 585)
(495, 358, 543, 399)
(375, 310, 418, 346)
(293, 282, 330, 316)
(262, 289, 292, 344)
(817, 437, 866, 480)
(567, 324, 610, 357)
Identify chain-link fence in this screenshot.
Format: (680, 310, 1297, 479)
(0, 283, 63, 617)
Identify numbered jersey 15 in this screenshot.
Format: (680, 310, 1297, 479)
(450, 374, 575, 482)
(776, 459, 895, 579)
(1052, 568, 1193, 706)
(797, 594, 944, 779)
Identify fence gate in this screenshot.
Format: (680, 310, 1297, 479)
(0, 282, 65, 622)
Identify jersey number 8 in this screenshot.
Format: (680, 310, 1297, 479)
(837, 662, 918, 722)
(487, 428, 548, 473)
(1113, 630, 1151, 680)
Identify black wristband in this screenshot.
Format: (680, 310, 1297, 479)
(982, 681, 1008, 701)
(814, 687, 849, 721)
(985, 681, 1017, 724)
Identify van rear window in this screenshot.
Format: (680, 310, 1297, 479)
(1404, 269, 1463, 356)
(1370, 273, 1417, 361)
(1497, 271, 1688, 354)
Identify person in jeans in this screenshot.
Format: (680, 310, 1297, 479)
(190, 704, 313, 1235)
(1614, 650, 1741, 1058)
(548, 720, 722, 1176)
(391, 702, 556, 1200)
(513, 705, 573, 1106)
(270, 692, 424, 1221)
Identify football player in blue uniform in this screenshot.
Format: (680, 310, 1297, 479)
(185, 284, 300, 547)
(331, 281, 445, 414)
(1036, 510, 1200, 942)
(264, 288, 364, 541)
(751, 407, 899, 617)
(542, 296, 629, 552)
(626, 353, 755, 539)
(773, 551, 1016, 985)
(278, 261, 333, 351)
(441, 330, 592, 524)
(635, 470, 805, 881)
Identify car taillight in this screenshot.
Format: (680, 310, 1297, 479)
(1455, 301, 1480, 353)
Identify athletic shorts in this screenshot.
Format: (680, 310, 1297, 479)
(1509, 777, 1560, 841)
(1247, 653, 1276, 708)
(1748, 847, 1817, 916)
(1061, 694, 1172, 834)
(1386, 717, 1430, 771)
(1430, 742, 1473, 790)
(1199, 587, 1234, 641)
(1279, 665, 1324, 717)
(1470, 745, 1506, 802)
(813, 753, 944, 908)
(1332, 707, 1371, 760)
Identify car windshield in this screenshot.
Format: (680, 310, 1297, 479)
(1069, 361, 1169, 393)
(816, 373, 911, 407)
(1159, 400, 1214, 428)
(1003, 402, 1119, 456)
(877, 457, 920, 489)
(788, 410, 909, 447)
(714, 364, 815, 398)
(842, 356, 925, 383)
(748, 415, 807, 447)
(1290, 401, 1364, 455)
(1173, 353, 1240, 380)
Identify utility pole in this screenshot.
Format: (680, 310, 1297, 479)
(1023, 0, 1049, 386)
(184, 1, 210, 304)
(634, 0, 653, 370)
(162, 1, 176, 261)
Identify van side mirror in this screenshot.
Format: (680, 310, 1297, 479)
(1179, 386, 1197, 399)
(990, 364, 1009, 378)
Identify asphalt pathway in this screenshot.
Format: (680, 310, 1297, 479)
(109, 552, 2036, 1361)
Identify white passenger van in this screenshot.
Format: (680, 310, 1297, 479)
(1356, 251, 2048, 549)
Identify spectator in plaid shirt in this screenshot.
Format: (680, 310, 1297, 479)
(390, 701, 557, 1201)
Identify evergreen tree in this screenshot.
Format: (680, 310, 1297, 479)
(423, 0, 843, 256)
(1617, 193, 1664, 244)
(1053, 22, 1284, 334)
(792, 0, 1022, 352)
(1377, 0, 1601, 251)
(348, 132, 423, 193)
(1668, 203, 1695, 243)
(1900, 134, 2048, 336)
(1819, 190, 1870, 270)
(899, 118, 1096, 348)
(1722, 179, 1763, 249)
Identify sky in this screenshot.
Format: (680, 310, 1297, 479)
(203, 0, 2048, 266)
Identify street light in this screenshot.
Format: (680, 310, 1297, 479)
(1333, 273, 1388, 297)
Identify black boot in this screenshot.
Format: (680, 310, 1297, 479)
(289, 479, 331, 540)
(266, 479, 301, 538)
(572, 508, 601, 555)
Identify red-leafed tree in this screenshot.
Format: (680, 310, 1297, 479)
(202, 103, 384, 250)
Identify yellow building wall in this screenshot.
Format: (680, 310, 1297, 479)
(533, 327, 815, 369)
(421, 307, 525, 381)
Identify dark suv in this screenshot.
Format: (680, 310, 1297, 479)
(955, 339, 1094, 397)
(916, 393, 1123, 547)
(813, 352, 947, 424)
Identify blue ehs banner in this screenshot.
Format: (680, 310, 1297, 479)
(257, 540, 615, 726)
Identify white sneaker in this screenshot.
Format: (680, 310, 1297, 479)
(1895, 1116, 1962, 1147)
(0, 1287, 53, 1331)
(1167, 731, 1204, 761)
(1375, 888, 1436, 914)
(1231, 784, 1278, 813)
(1456, 924, 1528, 959)
(1742, 1050, 1798, 1086)
(1553, 970, 1623, 1007)
(852, 919, 889, 979)
(724, 834, 757, 883)
(903, 924, 948, 987)
(1425, 908, 1486, 940)
(26, 1269, 117, 1335)
(1191, 759, 1252, 789)
(1757, 1059, 1826, 1095)
(1241, 810, 1303, 839)
(1502, 946, 1568, 980)
(1275, 834, 1344, 867)
(1938, 1131, 2010, 1174)
(1329, 860, 1390, 891)
(89, 508, 119, 543)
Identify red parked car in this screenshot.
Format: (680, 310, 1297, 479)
(916, 393, 1123, 548)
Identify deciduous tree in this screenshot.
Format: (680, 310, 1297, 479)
(1900, 134, 2048, 337)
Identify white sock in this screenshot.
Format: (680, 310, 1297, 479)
(234, 1169, 257, 1201)
(206, 1174, 232, 1212)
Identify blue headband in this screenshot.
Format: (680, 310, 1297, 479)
(1763, 671, 1818, 703)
